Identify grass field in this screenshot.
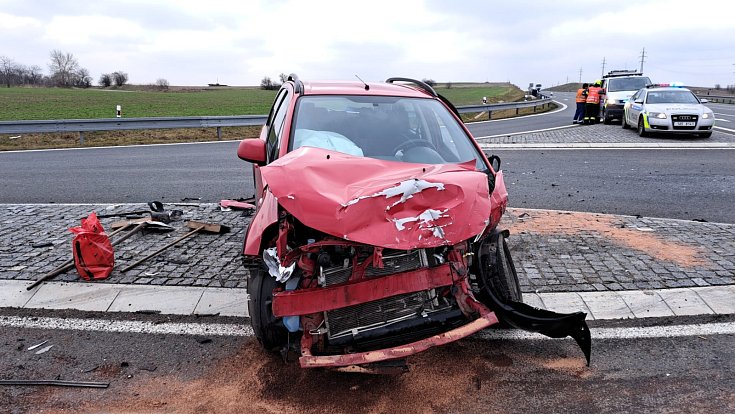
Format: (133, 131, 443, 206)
(0, 83, 530, 151)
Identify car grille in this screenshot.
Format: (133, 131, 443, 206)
(319, 249, 427, 286)
(325, 290, 444, 340)
(671, 114, 698, 130)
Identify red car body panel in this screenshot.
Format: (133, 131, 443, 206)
(242, 188, 279, 257)
(271, 264, 455, 317)
(260, 147, 498, 250)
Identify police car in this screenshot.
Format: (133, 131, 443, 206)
(622, 84, 715, 138)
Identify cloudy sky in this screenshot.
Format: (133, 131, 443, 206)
(1, 0, 733, 88)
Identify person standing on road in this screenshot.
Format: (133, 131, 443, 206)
(584, 81, 604, 125)
(573, 83, 588, 124)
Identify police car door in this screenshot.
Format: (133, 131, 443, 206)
(628, 89, 645, 123)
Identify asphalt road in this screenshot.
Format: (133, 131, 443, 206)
(2, 142, 733, 223)
(1, 309, 733, 413)
(466, 92, 577, 137)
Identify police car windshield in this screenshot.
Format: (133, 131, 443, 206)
(608, 77, 651, 92)
(646, 91, 700, 104)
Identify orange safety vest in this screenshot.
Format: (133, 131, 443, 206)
(575, 88, 587, 103)
(586, 86, 602, 104)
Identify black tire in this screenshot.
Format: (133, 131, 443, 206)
(637, 117, 648, 137)
(622, 114, 630, 129)
(247, 265, 288, 351)
(486, 233, 522, 303)
(602, 110, 611, 125)
(699, 132, 712, 138)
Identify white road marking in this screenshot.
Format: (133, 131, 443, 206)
(479, 142, 735, 150)
(714, 126, 735, 134)
(0, 139, 241, 155)
(1, 315, 732, 341)
(479, 321, 735, 341)
(0, 316, 253, 337)
(715, 118, 730, 122)
(714, 112, 734, 117)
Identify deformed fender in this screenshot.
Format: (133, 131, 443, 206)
(243, 188, 279, 257)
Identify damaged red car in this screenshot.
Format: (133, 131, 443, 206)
(237, 76, 591, 371)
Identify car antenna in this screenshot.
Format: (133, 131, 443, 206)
(355, 74, 369, 91)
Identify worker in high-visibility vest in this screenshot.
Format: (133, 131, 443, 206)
(573, 83, 588, 124)
(584, 81, 605, 125)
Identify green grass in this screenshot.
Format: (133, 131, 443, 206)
(0, 87, 278, 120)
(0, 84, 523, 121)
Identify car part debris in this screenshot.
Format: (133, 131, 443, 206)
(26, 340, 48, 351)
(220, 199, 256, 210)
(92, 201, 165, 219)
(27, 218, 174, 290)
(0, 379, 109, 388)
(71, 212, 114, 281)
(121, 220, 230, 272)
(34, 345, 54, 355)
(31, 241, 54, 248)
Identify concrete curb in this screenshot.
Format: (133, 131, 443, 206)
(2, 279, 733, 321)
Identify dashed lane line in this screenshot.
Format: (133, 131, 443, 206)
(1, 315, 733, 341)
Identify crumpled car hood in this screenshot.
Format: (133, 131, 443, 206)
(260, 147, 494, 249)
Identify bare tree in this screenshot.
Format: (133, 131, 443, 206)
(99, 73, 112, 87)
(112, 71, 128, 87)
(279, 73, 289, 84)
(155, 78, 169, 91)
(48, 50, 80, 87)
(25, 65, 43, 85)
(260, 76, 275, 90)
(0, 56, 17, 88)
(74, 68, 92, 88)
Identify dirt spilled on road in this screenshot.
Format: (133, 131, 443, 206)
(67, 339, 498, 414)
(506, 209, 709, 268)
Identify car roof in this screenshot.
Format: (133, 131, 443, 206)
(301, 80, 432, 98)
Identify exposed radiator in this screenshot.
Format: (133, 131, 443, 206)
(325, 290, 445, 340)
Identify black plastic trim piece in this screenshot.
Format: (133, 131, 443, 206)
(385, 77, 438, 97)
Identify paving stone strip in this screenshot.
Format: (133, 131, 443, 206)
(475, 123, 735, 145)
(0, 204, 733, 293)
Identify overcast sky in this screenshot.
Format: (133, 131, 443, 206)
(1, 0, 733, 88)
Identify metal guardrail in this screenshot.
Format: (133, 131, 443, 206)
(698, 94, 735, 104)
(0, 98, 554, 144)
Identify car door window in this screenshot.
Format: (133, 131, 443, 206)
(267, 89, 292, 162)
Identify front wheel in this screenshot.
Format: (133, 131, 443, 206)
(484, 233, 522, 303)
(247, 264, 288, 351)
(622, 114, 630, 129)
(637, 117, 648, 137)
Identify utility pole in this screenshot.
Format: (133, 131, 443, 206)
(639, 47, 647, 73)
(578, 67, 583, 83)
(601, 57, 606, 77)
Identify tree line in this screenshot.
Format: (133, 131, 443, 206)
(0, 50, 132, 89)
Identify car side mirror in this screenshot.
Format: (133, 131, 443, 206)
(634, 99, 643, 104)
(237, 139, 267, 165)
(700, 98, 709, 104)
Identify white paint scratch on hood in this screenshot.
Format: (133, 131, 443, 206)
(393, 208, 449, 239)
(343, 179, 445, 210)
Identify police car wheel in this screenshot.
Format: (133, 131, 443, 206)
(637, 117, 648, 137)
(622, 116, 630, 129)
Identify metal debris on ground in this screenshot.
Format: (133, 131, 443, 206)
(34, 345, 54, 355)
(0, 379, 109, 388)
(26, 340, 48, 351)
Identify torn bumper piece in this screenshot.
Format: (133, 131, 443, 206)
(299, 310, 499, 368)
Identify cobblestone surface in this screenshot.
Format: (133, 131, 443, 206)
(502, 209, 735, 293)
(476, 123, 734, 144)
(0, 203, 250, 288)
(1, 203, 732, 293)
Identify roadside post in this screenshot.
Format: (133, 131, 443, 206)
(116, 105, 122, 118)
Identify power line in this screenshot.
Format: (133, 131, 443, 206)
(578, 67, 583, 83)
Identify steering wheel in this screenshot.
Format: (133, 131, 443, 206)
(393, 138, 437, 155)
